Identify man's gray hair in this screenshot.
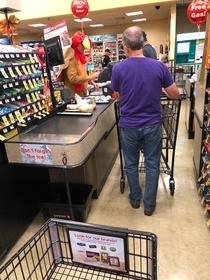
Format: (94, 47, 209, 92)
(122, 26, 144, 50)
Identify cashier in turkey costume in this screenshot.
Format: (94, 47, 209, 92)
(58, 31, 99, 97)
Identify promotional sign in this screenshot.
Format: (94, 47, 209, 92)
(43, 19, 70, 48)
(71, 0, 89, 19)
(20, 144, 53, 165)
(68, 228, 128, 273)
(187, 0, 207, 30)
(195, 39, 204, 63)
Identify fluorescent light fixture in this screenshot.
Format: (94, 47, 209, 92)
(74, 18, 92, 22)
(90, 24, 104, 27)
(28, 23, 47, 27)
(132, 18, 147, 22)
(126, 11, 143, 16)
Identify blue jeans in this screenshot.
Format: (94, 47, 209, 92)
(120, 122, 162, 210)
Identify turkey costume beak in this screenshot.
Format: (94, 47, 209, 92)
(82, 36, 91, 49)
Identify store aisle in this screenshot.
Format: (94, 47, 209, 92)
(1, 99, 210, 279)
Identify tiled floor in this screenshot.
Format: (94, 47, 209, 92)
(1, 99, 210, 279)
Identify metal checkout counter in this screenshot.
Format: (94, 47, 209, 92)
(4, 99, 118, 220)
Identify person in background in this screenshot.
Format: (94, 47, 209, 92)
(57, 31, 99, 97)
(111, 26, 180, 216)
(142, 31, 157, 60)
(161, 53, 169, 64)
(101, 49, 111, 67)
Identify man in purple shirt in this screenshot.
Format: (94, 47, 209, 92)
(111, 26, 180, 216)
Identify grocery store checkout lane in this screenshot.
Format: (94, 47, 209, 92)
(4, 99, 118, 198)
(5, 101, 114, 165)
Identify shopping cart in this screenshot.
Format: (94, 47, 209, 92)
(0, 218, 157, 280)
(115, 96, 181, 196)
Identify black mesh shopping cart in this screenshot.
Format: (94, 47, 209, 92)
(0, 218, 157, 280)
(115, 95, 181, 195)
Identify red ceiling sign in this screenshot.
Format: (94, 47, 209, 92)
(187, 0, 208, 30)
(71, 0, 89, 19)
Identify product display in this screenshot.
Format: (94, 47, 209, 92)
(103, 40, 117, 63)
(198, 100, 210, 227)
(117, 33, 126, 61)
(92, 42, 103, 68)
(88, 34, 121, 69)
(0, 45, 53, 140)
(88, 35, 104, 69)
(194, 65, 210, 226)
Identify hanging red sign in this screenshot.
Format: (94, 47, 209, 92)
(71, 0, 89, 19)
(187, 0, 207, 29)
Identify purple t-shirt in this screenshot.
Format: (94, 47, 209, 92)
(111, 57, 174, 128)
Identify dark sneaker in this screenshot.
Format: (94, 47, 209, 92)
(144, 206, 155, 216)
(130, 200, 140, 209)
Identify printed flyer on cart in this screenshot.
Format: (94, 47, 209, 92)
(68, 229, 127, 273)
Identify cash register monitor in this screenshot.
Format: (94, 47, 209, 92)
(44, 36, 64, 67)
(97, 67, 110, 83)
(97, 61, 119, 83)
(107, 61, 119, 77)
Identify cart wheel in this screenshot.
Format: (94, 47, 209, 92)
(169, 179, 175, 196)
(120, 178, 125, 194)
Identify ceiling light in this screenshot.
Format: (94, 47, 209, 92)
(74, 18, 92, 22)
(90, 24, 104, 27)
(28, 24, 47, 27)
(132, 18, 147, 22)
(126, 11, 143, 16)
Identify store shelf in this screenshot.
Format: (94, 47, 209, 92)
(0, 45, 53, 141)
(103, 34, 118, 63)
(197, 69, 210, 227)
(89, 35, 104, 69)
(104, 41, 118, 62)
(117, 33, 125, 61)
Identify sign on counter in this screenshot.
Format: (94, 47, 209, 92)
(20, 144, 53, 165)
(67, 227, 128, 273)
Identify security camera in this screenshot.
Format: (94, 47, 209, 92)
(155, 5, 160, 10)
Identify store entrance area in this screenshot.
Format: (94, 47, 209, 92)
(1, 99, 210, 279)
